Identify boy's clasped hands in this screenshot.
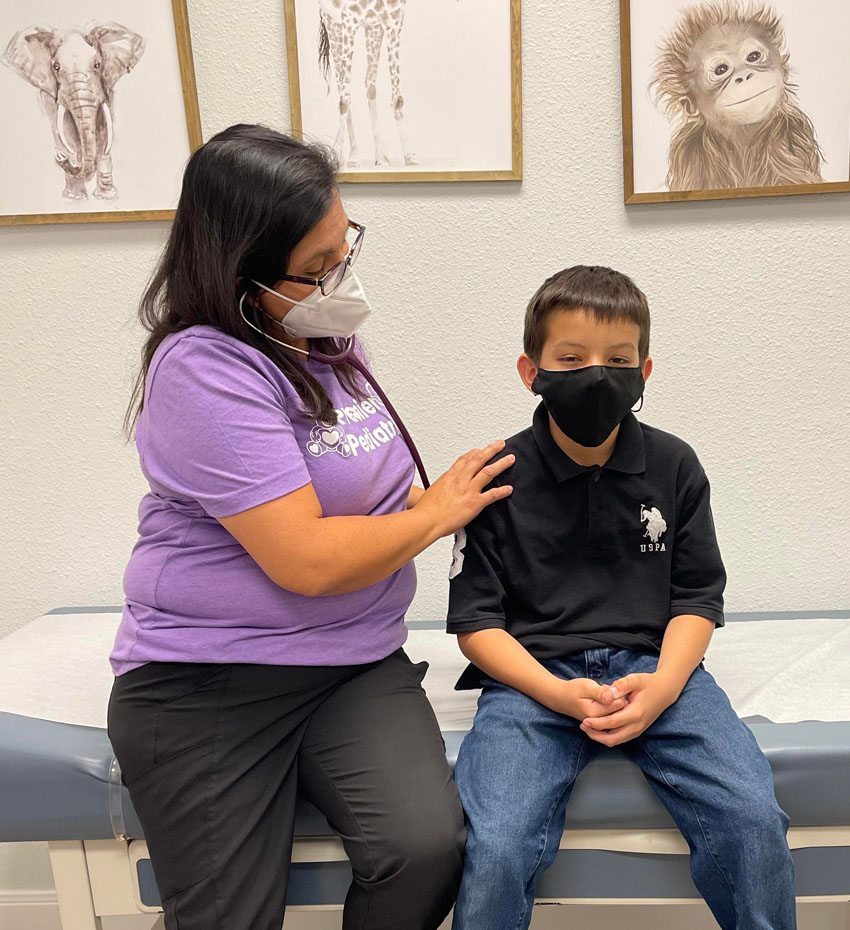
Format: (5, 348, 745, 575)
(557, 673, 680, 747)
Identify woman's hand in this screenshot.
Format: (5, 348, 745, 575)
(414, 440, 515, 537)
(579, 673, 679, 747)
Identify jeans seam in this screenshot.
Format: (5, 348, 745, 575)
(639, 737, 738, 925)
(513, 735, 587, 930)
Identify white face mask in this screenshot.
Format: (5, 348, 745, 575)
(251, 266, 372, 339)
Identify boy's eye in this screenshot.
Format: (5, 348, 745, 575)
(610, 357, 631, 365)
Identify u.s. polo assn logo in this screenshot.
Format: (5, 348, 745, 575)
(640, 504, 667, 552)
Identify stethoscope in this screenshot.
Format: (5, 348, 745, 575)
(240, 293, 431, 488)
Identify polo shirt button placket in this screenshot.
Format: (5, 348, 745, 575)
(588, 469, 604, 547)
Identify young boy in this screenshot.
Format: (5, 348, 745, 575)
(446, 266, 795, 930)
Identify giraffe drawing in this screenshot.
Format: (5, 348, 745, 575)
(317, 0, 418, 168)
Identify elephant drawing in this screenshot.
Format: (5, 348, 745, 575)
(2, 22, 144, 202)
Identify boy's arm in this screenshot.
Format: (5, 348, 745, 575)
(668, 458, 726, 629)
(655, 614, 716, 696)
(457, 629, 563, 710)
(657, 456, 725, 695)
(448, 505, 626, 720)
(457, 629, 625, 719)
(582, 457, 725, 747)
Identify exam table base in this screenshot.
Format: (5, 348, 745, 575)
(46, 830, 850, 930)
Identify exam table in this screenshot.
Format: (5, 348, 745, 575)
(1, 608, 849, 927)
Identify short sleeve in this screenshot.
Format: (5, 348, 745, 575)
(140, 335, 312, 517)
(670, 454, 727, 627)
(446, 505, 507, 634)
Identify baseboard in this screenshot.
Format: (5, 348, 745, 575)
(0, 890, 61, 930)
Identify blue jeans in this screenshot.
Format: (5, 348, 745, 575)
(452, 648, 795, 930)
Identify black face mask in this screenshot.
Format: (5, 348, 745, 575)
(531, 365, 645, 448)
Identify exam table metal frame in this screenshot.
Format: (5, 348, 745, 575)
(44, 826, 850, 929)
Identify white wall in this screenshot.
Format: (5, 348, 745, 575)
(1, 0, 849, 897)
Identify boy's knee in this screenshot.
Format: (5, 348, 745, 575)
(465, 826, 538, 880)
(721, 796, 789, 844)
(748, 801, 789, 836)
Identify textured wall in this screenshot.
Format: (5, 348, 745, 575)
(1, 0, 849, 893)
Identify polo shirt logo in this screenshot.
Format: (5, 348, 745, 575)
(640, 504, 667, 552)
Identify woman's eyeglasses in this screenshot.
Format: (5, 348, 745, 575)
(277, 220, 365, 296)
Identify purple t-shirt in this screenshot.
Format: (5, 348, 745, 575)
(110, 326, 416, 675)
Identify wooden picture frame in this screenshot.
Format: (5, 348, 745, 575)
(0, 0, 202, 226)
(284, 0, 522, 183)
(621, 0, 850, 204)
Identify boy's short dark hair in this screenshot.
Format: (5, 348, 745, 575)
(523, 266, 650, 364)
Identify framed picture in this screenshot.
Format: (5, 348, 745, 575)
(0, 0, 202, 226)
(621, 0, 850, 203)
(283, 0, 522, 182)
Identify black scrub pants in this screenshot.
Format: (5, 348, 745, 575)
(107, 648, 465, 930)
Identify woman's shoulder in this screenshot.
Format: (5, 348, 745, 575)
(154, 325, 261, 365)
(144, 326, 299, 420)
(150, 326, 285, 390)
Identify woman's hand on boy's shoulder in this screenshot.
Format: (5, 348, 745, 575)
(578, 673, 679, 747)
(415, 440, 515, 537)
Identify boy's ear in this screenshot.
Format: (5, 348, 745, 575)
(517, 354, 539, 393)
(642, 357, 653, 382)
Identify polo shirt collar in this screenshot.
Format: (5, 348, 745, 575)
(531, 403, 646, 482)
(605, 412, 646, 474)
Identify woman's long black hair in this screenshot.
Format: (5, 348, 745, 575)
(125, 124, 363, 435)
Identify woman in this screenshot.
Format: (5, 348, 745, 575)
(107, 124, 514, 930)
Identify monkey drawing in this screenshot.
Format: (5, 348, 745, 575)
(651, 2, 823, 191)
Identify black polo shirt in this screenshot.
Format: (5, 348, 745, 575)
(446, 403, 726, 689)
